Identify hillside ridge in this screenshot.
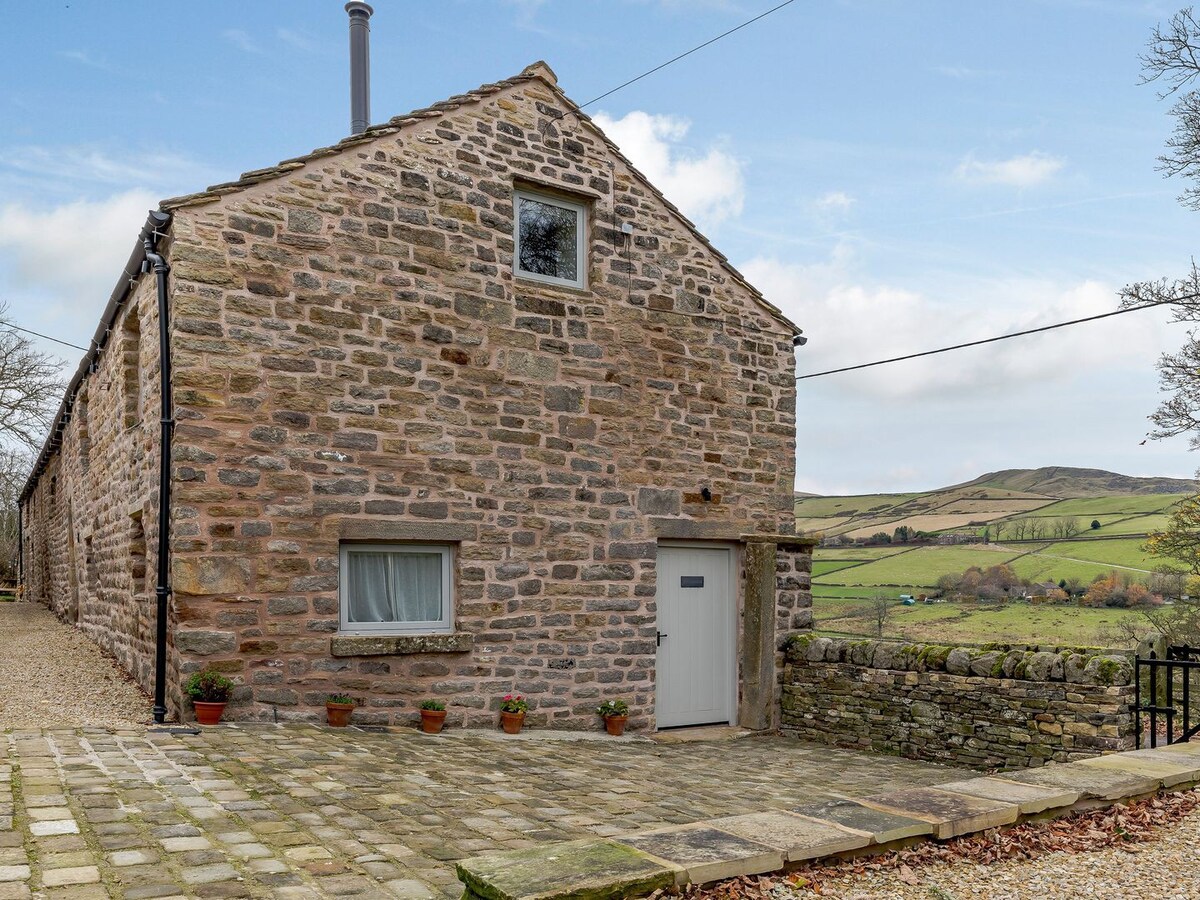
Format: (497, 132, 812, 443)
(951, 466, 1196, 498)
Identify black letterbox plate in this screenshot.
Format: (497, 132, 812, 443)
(681, 576, 704, 588)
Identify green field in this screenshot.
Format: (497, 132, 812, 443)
(815, 546, 1019, 587)
(813, 584, 926, 600)
(794, 493, 921, 518)
(811, 560, 864, 578)
(815, 597, 1140, 647)
(801, 469, 1195, 648)
(1015, 494, 1181, 519)
(1039, 538, 1156, 570)
(814, 546, 912, 561)
(1006, 553, 1118, 584)
(1082, 514, 1171, 537)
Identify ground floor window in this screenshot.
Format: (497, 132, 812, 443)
(339, 543, 453, 634)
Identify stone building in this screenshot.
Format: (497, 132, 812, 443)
(20, 61, 813, 730)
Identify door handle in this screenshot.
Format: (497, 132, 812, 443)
(657, 631, 668, 646)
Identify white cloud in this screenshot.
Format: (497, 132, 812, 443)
(56, 50, 112, 71)
(742, 250, 1171, 401)
(814, 191, 855, 215)
(954, 151, 1065, 188)
(223, 29, 263, 55)
(592, 111, 744, 228)
(0, 190, 158, 334)
(0, 145, 214, 195)
(277, 28, 318, 52)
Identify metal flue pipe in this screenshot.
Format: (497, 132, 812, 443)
(345, 2, 374, 134)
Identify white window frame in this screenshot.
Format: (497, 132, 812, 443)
(513, 188, 587, 290)
(338, 543, 454, 635)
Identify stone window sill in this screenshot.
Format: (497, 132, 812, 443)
(330, 633, 473, 657)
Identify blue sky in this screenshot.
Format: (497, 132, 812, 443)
(1, 0, 1197, 493)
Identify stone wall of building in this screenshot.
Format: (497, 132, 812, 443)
(154, 65, 801, 730)
(782, 636, 1135, 769)
(20, 272, 176, 712)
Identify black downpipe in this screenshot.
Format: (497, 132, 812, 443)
(144, 227, 173, 725)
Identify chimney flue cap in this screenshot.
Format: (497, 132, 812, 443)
(345, 2, 374, 18)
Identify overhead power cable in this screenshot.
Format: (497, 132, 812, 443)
(575, 0, 799, 111)
(1, 320, 87, 352)
(796, 299, 1180, 381)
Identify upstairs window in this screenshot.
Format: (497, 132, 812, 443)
(514, 189, 586, 289)
(339, 543, 453, 634)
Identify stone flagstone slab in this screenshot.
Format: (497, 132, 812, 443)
(935, 776, 1080, 815)
(1075, 752, 1200, 789)
(619, 824, 784, 884)
(856, 788, 1018, 840)
(1125, 747, 1200, 781)
(793, 798, 933, 844)
(707, 810, 870, 862)
(1007, 762, 1159, 801)
(455, 839, 678, 900)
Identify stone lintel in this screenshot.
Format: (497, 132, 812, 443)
(330, 633, 474, 657)
(650, 518, 744, 541)
(741, 532, 818, 548)
(338, 519, 476, 543)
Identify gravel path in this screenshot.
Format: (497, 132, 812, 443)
(0, 600, 150, 729)
(789, 805, 1200, 899)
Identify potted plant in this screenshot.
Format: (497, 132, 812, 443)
(185, 669, 233, 726)
(598, 699, 630, 736)
(326, 693, 356, 727)
(498, 694, 528, 734)
(419, 699, 447, 734)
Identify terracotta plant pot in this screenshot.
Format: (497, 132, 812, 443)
(326, 701, 355, 728)
(193, 701, 227, 726)
(604, 715, 628, 736)
(500, 710, 525, 734)
(419, 709, 447, 734)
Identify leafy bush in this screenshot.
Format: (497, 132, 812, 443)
(184, 670, 233, 704)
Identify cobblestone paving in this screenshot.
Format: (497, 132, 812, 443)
(0, 725, 971, 898)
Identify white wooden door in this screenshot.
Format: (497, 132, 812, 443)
(655, 544, 736, 728)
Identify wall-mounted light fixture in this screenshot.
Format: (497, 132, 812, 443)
(700, 486, 713, 502)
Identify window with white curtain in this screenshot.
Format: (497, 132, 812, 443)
(338, 543, 453, 634)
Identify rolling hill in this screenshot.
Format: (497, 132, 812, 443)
(798, 467, 1198, 646)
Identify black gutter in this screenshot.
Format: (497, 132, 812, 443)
(143, 224, 173, 725)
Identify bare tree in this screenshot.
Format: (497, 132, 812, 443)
(1122, 11, 1200, 442)
(0, 307, 65, 583)
(1029, 519, 1047, 540)
(991, 520, 1006, 543)
(869, 594, 891, 638)
(1062, 516, 1082, 538)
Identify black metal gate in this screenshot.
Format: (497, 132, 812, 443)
(1134, 645, 1200, 748)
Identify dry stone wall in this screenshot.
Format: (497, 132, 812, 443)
(782, 636, 1135, 769)
(157, 68, 800, 729)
